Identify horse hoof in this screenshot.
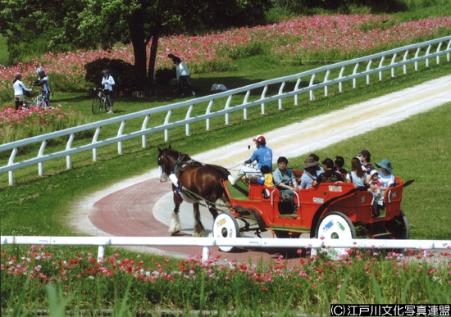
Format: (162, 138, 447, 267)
(169, 230, 180, 236)
(193, 231, 206, 237)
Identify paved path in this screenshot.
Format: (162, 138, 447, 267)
(70, 75, 451, 263)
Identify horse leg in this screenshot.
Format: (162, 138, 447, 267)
(207, 203, 218, 220)
(193, 202, 205, 236)
(169, 191, 183, 235)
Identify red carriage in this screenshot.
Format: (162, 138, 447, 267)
(212, 176, 412, 256)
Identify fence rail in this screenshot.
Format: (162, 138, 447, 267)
(1, 236, 449, 262)
(2, 35, 451, 185)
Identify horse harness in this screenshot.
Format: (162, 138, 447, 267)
(171, 153, 230, 212)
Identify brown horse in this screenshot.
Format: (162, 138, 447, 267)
(157, 146, 230, 236)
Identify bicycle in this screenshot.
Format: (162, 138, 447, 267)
(35, 91, 50, 109)
(91, 88, 112, 114)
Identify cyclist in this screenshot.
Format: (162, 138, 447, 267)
(13, 73, 32, 110)
(101, 69, 115, 114)
(34, 69, 51, 108)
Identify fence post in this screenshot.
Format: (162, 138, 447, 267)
(260, 85, 268, 114)
(164, 110, 172, 143)
(278, 82, 286, 110)
(243, 90, 250, 120)
(352, 63, 359, 88)
(141, 115, 150, 148)
(224, 95, 232, 126)
(92, 127, 101, 162)
(309, 74, 316, 101)
(414, 47, 421, 71)
(205, 100, 214, 131)
(37, 140, 47, 177)
(117, 121, 126, 155)
(378, 56, 385, 81)
(65, 133, 75, 170)
(435, 42, 443, 64)
(338, 67, 345, 93)
(365, 60, 372, 85)
(97, 245, 105, 263)
(425, 44, 432, 68)
(202, 246, 209, 263)
(447, 40, 451, 62)
(293, 79, 301, 106)
(402, 50, 409, 75)
(323, 72, 330, 97)
(7, 148, 18, 186)
(185, 105, 193, 136)
(390, 53, 397, 78)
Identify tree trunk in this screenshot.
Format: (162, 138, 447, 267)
(128, 11, 147, 92)
(147, 28, 160, 93)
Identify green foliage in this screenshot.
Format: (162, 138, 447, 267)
(270, 0, 408, 14)
(0, 35, 8, 65)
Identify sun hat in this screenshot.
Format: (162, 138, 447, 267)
(304, 157, 320, 168)
(369, 169, 379, 177)
(375, 159, 393, 174)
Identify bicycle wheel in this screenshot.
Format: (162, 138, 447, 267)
(92, 97, 102, 114)
(102, 97, 110, 113)
(36, 95, 46, 108)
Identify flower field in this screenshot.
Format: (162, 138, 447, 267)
(0, 106, 84, 143)
(1, 246, 449, 314)
(0, 15, 450, 102)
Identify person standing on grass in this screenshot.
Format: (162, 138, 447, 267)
(168, 54, 195, 97)
(13, 73, 32, 110)
(34, 69, 51, 108)
(101, 69, 115, 114)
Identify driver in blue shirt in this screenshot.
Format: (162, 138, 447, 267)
(228, 135, 273, 185)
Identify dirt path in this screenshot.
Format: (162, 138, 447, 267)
(69, 75, 451, 262)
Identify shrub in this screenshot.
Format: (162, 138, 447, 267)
(84, 58, 138, 95)
(155, 68, 175, 86)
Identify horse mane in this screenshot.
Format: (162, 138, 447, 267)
(161, 147, 191, 162)
(160, 146, 229, 178)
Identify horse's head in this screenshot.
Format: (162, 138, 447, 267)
(157, 145, 180, 182)
(157, 145, 193, 182)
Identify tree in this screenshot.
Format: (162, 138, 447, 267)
(0, 0, 269, 93)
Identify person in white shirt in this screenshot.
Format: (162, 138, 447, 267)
(168, 54, 195, 96)
(101, 69, 115, 114)
(13, 73, 32, 110)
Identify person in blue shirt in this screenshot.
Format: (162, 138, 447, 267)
(228, 135, 273, 185)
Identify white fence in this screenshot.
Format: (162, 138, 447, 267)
(1, 35, 451, 186)
(1, 236, 449, 262)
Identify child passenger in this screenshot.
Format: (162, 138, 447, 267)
(259, 165, 274, 198)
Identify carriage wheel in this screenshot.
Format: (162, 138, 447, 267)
(386, 211, 409, 239)
(212, 213, 240, 252)
(315, 211, 356, 260)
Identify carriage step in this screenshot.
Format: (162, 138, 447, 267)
(278, 214, 298, 218)
(371, 232, 392, 238)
